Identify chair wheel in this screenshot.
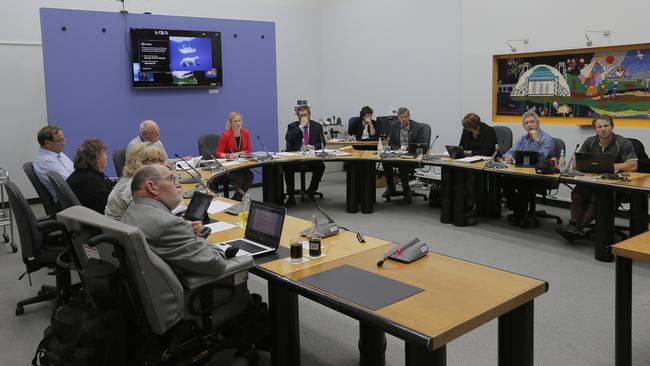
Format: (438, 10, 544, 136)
(15, 306, 24, 316)
(556, 218, 563, 224)
(385, 196, 391, 201)
(3, 234, 9, 243)
(423, 197, 428, 201)
(37, 288, 47, 296)
(10, 244, 17, 253)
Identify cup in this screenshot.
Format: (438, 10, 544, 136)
(290, 239, 303, 262)
(416, 148, 423, 156)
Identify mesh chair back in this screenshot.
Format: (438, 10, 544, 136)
(23, 162, 59, 216)
(57, 206, 184, 335)
(112, 149, 126, 178)
(493, 126, 513, 156)
(198, 134, 220, 160)
(4, 181, 42, 259)
(47, 171, 80, 209)
(552, 138, 566, 159)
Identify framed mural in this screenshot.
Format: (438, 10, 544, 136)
(493, 43, 650, 127)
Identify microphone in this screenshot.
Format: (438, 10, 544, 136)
(202, 148, 225, 171)
(562, 143, 584, 177)
(316, 129, 331, 158)
(255, 136, 274, 160)
(485, 144, 507, 169)
(300, 196, 340, 238)
(422, 135, 440, 161)
(174, 154, 210, 196)
(377, 237, 420, 267)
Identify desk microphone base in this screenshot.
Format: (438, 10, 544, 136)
(389, 242, 428, 263)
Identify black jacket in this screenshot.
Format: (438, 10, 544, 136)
(66, 168, 114, 214)
(348, 118, 378, 141)
(458, 122, 497, 156)
(285, 120, 326, 152)
(388, 120, 428, 153)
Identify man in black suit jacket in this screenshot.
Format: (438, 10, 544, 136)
(382, 107, 428, 202)
(284, 105, 326, 207)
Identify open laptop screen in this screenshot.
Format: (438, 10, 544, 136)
(184, 191, 213, 222)
(244, 200, 286, 248)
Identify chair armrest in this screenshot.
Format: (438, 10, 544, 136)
(180, 256, 255, 291)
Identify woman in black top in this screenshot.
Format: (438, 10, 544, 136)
(66, 138, 114, 214)
(459, 113, 497, 157)
(348, 106, 379, 141)
(456, 113, 497, 225)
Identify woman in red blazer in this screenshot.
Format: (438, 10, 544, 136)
(213, 112, 254, 201)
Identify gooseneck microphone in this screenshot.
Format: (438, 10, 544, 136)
(563, 143, 583, 176)
(300, 196, 340, 237)
(422, 135, 440, 161)
(256, 136, 273, 159)
(174, 154, 209, 191)
(377, 237, 420, 267)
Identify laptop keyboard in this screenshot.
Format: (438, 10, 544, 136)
(228, 239, 267, 254)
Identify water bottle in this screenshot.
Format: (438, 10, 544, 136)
(306, 214, 322, 257)
(377, 138, 384, 154)
(558, 149, 566, 171)
(238, 194, 251, 228)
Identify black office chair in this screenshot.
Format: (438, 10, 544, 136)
(23, 162, 59, 218)
(286, 166, 325, 201)
(5, 181, 71, 315)
(383, 121, 431, 203)
(198, 133, 220, 160)
(47, 171, 81, 210)
(493, 126, 513, 156)
(56, 205, 260, 364)
(112, 148, 126, 178)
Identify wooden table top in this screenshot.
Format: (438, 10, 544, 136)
(326, 140, 379, 147)
(612, 231, 650, 262)
(286, 244, 548, 350)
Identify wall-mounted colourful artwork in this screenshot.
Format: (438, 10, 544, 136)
(493, 43, 650, 127)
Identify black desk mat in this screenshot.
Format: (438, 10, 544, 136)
(299, 264, 424, 311)
(254, 246, 290, 265)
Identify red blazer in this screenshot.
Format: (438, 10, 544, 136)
(216, 127, 252, 157)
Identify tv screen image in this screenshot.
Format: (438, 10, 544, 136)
(131, 28, 222, 88)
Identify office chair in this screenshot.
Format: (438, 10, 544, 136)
(284, 166, 325, 201)
(56, 205, 260, 364)
(199, 133, 231, 197)
(383, 121, 431, 203)
(23, 162, 59, 218)
(47, 171, 80, 210)
(493, 126, 513, 156)
(112, 148, 127, 178)
(5, 181, 72, 315)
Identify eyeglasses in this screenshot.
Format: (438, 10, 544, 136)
(51, 138, 65, 145)
(150, 175, 175, 183)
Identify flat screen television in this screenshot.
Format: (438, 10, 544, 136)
(130, 28, 222, 88)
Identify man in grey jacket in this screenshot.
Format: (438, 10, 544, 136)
(122, 164, 231, 276)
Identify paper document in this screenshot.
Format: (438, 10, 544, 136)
(205, 221, 238, 233)
(275, 152, 301, 157)
(221, 160, 244, 167)
(455, 156, 484, 163)
(171, 204, 187, 215)
(207, 200, 233, 214)
(176, 156, 202, 169)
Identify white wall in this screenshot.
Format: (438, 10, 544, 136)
(0, 0, 321, 198)
(461, 0, 650, 200)
(318, 0, 462, 146)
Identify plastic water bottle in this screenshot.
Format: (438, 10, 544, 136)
(377, 138, 384, 153)
(558, 149, 566, 171)
(238, 194, 251, 228)
(306, 214, 322, 257)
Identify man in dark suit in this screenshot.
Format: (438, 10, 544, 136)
(382, 107, 428, 202)
(284, 105, 326, 207)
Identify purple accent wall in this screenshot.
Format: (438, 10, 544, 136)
(40, 8, 278, 178)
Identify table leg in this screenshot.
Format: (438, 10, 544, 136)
(595, 188, 615, 262)
(616, 256, 632, 366)
(440, 166, 453, 224)
(629, 192, 649, 236)
(476, 172, 487, 216)
(346, 161, 360, 213)
(405, 342, 446, 366)
(269, 281, 300, 366)
(360, 161, 376, 214)
(498, 300, 533, 366)
(486, 174, 502, 218)
(453, 169, 468, 227)
(263, 165, 284, 206)
(358, 322, 386, 366)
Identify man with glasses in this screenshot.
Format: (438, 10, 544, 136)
(33, 125, 74, 199)
(123, 165, 236, 275)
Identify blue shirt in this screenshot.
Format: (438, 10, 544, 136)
(33, 148, 74, 200)
(505, 129, 555, 160)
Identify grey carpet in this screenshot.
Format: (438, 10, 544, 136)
(2, 171, 650, 365)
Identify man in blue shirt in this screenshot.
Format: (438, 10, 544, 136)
(33, 125, 74, 200)
(502, 111, 555, 225)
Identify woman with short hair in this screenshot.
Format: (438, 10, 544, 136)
(66, 138, 114, 214)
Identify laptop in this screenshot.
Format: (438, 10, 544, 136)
(575, 152, 615, 174)
(514, 150, 540, 167)
(445, 145, 465, 159)
(182, 191, 214, 223)
(218, 200, 287, 257)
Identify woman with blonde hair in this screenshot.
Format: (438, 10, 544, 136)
(104, 142, 167, 220)
(212, 112, 254, 201)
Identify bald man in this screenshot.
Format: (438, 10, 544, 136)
(126, 120, 169, 160)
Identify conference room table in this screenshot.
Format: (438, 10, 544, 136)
(611, 231, 650, 366)
(195, 150, 650, 263)
(197, 194, 548, 366)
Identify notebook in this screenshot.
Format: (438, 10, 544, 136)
(217, 200, 286, 257)
(575, 152, 615, 174)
